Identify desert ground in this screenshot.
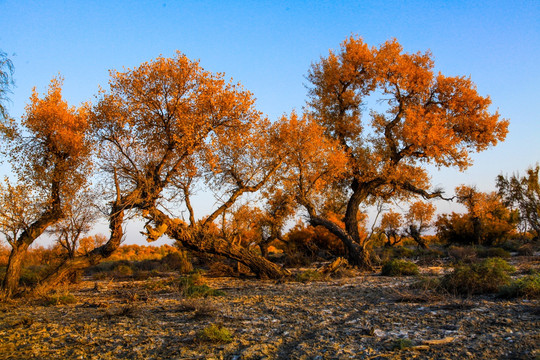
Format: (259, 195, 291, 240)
(1, 258, 538, 360)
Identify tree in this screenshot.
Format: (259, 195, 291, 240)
(253, 190, 295, 258)
(404, 201, 435, 249)
(40, 52, 289, 286)
(48, 190, 99, 259)
(0, 50, 14, 120)
(379, 210, 403, 247)
(0, 78, 92, 296)
(436, 185, 517, 245)
(497, 165, 540, 239)
(283, 36, 508, 269)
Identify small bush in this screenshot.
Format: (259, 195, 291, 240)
(392, 246, 415, 259)
(477, 247, 511, 259)
(414, 248, 444, 266)
(381, 259, 419, 276)
(142, 278, 177, 292)
(162, 251, 193, 273)
(499, 274, 540, 299)
(517, 243, 535, 256)
(410, 276, 442, 292)
(20, 265, 50, 286)
(447, 246, 477, 263)
(197, 324, 233, 343)
(178, 274, 225, 298)
(43, 293, 77, 306)
(183, 284, 225, 298)
(295, 270, 325, 283)
(441, 258, 515, 296)
(392, 338, 414, 350)
(114, 263, 134, 277)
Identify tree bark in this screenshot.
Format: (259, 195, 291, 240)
(2, 244, 28, 298)
(308, 215, 372, 270)
(150, 208, 290, 279)
(1, 205, 62, 297)
(408, 225, 429, 249)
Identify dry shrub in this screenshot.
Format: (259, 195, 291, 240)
(517, 243, 535, 256)
(161, 250, 193, 273)
(177, 273, 225, 298)
(42, 293, 77, 306)
(414, 248, 444, 266)
(284, 224, 346, 264)
(441, 258, 515, 296)
(477, 247, 511, 259)
(447, 246, 477, 263)
(294, 270, 326, 283)
(178, 299, 218, 318)
(381, 259, 419, 276)
(499, 274, 540, 299)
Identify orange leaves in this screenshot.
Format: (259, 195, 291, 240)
(307, 36, 509, 197)
(93, 51, 260, 193)
(24, 78, 90, 162)
(274, 112, 348, 206)
(5, 77, 93, 202)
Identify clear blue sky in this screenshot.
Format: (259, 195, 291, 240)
(1, 0, 539, 244)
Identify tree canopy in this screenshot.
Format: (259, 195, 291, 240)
(281, 36, 509, 267)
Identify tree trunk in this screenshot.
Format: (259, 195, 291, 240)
(2, 244, 28, 298)
(308, 215, 373, 270)
(1, 204, 63, 297)
(409, 225, 429, 249)
(150, 208, 290, 279)
(259, 243, 269, 259)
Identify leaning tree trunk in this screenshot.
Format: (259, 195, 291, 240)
(2, 205, 63, 298)
(2, 244, 29, 298)
(149, 208, 290, 279)
(409, 225, 429, 249)
(309, 214, 373, 271)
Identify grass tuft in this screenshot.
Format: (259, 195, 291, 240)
(196, 324, 233, 343)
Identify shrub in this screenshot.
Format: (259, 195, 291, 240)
(414, 248, 444, 266)
(517, 243, 535, 256)
(20, 265, 50, 286)
(161, 251, 193, 273)
(375, 246, 415, 266)
(295, 270, 325, 283)
(410, 276, 442, 292)
(43, 293, 77, 306)
(392, 246, 415, 259)
(392, 338, 414, 350)
(114, 263, 134, 277)
(183, 284, 225, 298)
(381, 259, 419, 276)
(477, 247, 511, 259)
(178, 274, 225, 298)
(441, 258, 515, 295)
(499, 274, 540, 299)
(196, 324, 233, 343)
(447, 246, 478, 263)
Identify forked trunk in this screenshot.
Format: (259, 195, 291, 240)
(308, 215, 373, 271)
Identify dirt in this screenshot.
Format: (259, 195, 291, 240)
(0, 264, 539, 359)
